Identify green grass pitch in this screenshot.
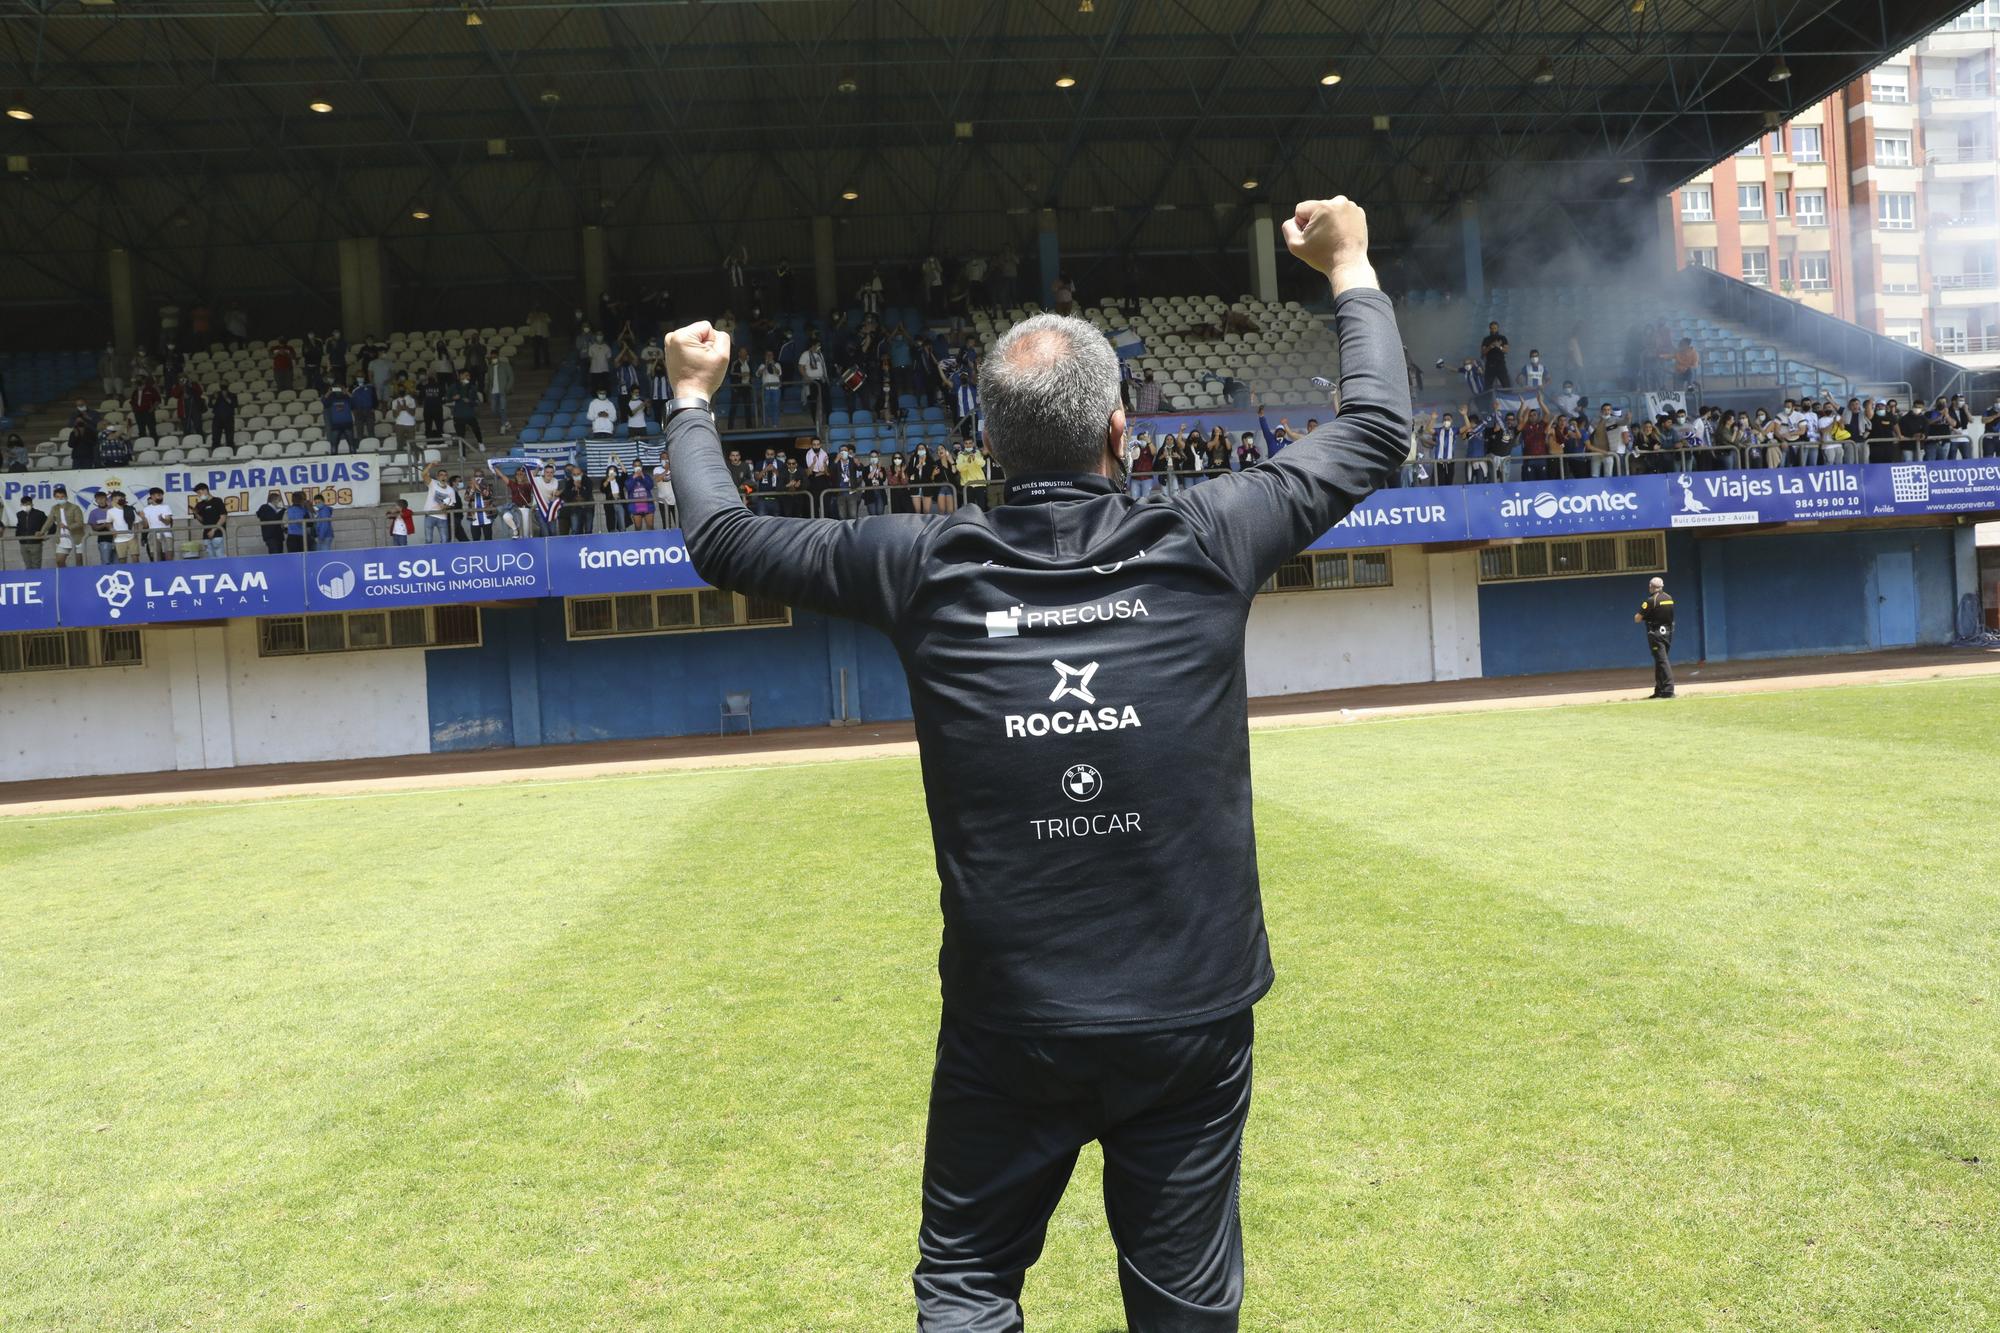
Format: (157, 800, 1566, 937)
(3, 678, 1997, 1331)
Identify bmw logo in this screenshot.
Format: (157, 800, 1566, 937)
(1061, 763, 1103, 803)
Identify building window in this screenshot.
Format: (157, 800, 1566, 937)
(1885, 321, 1924, 348)
(564, 590, 791, 640)
(1944, 2, 1999, 30)
(1735, 139, 1762, 157)
(1680, 185, 1714, 221)
(0, 627, 143, 674)
(1737, 183, 1766, 219)
(257, 606, 481, 657)
(1477, 534, 1665, 584)
(1874, 131, 1913, 166)
(1874, 67, 1910, 103)
(1881, 262, 1920, 294)
(1795, 189, 1827, 226)
(1791, 126, 1824, 162)
(1686, 247, 1718, 269)
(1773, 189, 1789, 219)
(1778, 256, 1793, 287)
(1742, 249, 1771, 286)
(1798, 254, 1832, 291)
(1878, 192, 1916, 230)
(1262, 550, 1392, 594)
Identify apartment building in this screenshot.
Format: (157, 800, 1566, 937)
(1671, 0, 2000, 369)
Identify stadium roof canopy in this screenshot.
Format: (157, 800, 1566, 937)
(0, 0, 1975, 310)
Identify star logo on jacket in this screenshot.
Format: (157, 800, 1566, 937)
(1049, 659, 1098, 705)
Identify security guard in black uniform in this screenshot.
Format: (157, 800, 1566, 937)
(663, 196, 1409, 1331)
(1635, 576, 1676, 698)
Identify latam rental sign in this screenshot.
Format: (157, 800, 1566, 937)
(55, 557, 305, 627)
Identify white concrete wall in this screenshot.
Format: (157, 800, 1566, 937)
(1243, 548, 1482, 697)
(221, 619, 430, 767)
(0, 622, 431, 781)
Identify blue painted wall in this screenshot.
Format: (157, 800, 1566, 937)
(426, 601, 912, 751)
(1479, 525, 1957, 677)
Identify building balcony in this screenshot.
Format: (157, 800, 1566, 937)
(1922, 83, 1995, 115)
(1935, 332, 2000, 357)
(1935, 273, 2000, 305)
(1928, 148, 1999, 179)
(1930, 213, 2000, 244)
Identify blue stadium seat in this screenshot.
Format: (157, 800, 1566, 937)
(921, 406, 945, 422)
(519, 428, 542, 444)
(852, 409, 874, 424)
(828, 410, 850, 426)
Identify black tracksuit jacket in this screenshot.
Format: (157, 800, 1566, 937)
(668, 287, 1411, 1036)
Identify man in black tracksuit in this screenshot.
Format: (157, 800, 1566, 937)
(664, 197, 1410, 1331)
(1636, 576, 1677, 698)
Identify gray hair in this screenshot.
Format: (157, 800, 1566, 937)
(979, 313, 1121, 475)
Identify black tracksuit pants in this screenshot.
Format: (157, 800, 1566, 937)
(914, 1009, 1253, 1332)
(1649, 629, 1675, 696)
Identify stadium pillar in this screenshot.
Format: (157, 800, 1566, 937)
(106, 246, 139, 356)
(1248, 205, 1280, 303)
(580, 225, 609, 318)
(1654, 194, 1678, 284)
(1037, 209, 1060, 306)
(1459, 199, 1485, 303)
(812, 215, 837, 315)
(337, 237, 389, 339)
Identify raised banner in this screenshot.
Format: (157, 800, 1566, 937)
(0, 455, 381, 515)
(54, 555, 307, 628)
(304, 539, 549, 610)
(0, 570, 61, 631)
(546, 529, 708, 596)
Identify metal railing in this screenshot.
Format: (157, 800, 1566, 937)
(1937, 333, 2000, 355)
(1927, 82, 1994, 100)
(1935, 273, 2000, 291)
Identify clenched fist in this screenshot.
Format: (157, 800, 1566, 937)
(665, 321, 732, 400)
(1283, 196, 1377, 295)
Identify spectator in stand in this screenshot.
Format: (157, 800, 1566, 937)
(586, 387, 618, 439)
(256, 489, 287, 554)
(464, 472, 495, 541)
(561, 463, 595, 536)
(482, 344, 516, 434)
(14, 494, 47, 568)
(1520, 348, 1548, 391)
(779, 455, 809, 517)
(752, 447, 783, 516)
(1895, 399, 1926, 463)
(1867, 399, 1897, 464)
(283, 491, 311, 553)
(1431, 411, 1459, 485)
(43, 486, 86, 566)
(529, 461, 564, 536)
(724, 348, 754, 430)
(210, 384, 239, 450)
(67, 411, 98, 469)
(326, 330, 350, 386)
(191, 483, 227, 559)
(525, 307, 551, 369)
(99, 344, 126, 398)
(1944, 395, 1974, 460)
(922, 254, 944, 314)
(799, 335, 829, 426)
(450, 371, 484, 449)
(369, 343, 397, 401)
(388, 501, 414, 546)
(1236, 429, 1262, 471)
(598, 462, 627, 533)
(5, 433, 27, 472)
(587, 331, 613, 392)
(322, 381, 357, 453)
(626, 461, 656, 531)
(141, 487, 175, 561)
(1519, 408, 1551, 481)
(857, 268, 886, 318)
(348, 377, 377, 443)
(1480, 322, 1511, 390)
(647, 353, 673, 429)
(423, 468, 455, 544)
(301, 333, 325, 391)
(758, 350, 784, 427)
(625, 387, 650, 437)
(270, 338, 296, 391)
(946, 438, 986, 508)
(414, 373, 444, 445)
(313, 494, 336, 550)
(1673, 338, 1700, 390)
(387, 383, 418, 458)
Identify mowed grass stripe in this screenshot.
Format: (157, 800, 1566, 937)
(1, 681, 1996, 1330)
